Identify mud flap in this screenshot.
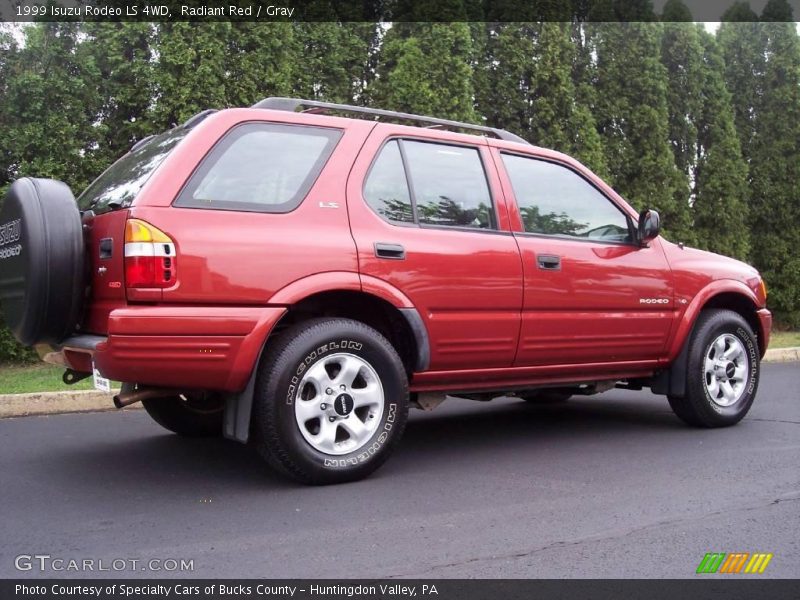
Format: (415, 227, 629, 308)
(223, 353, 261, 444)
(651, 337, 690, 398)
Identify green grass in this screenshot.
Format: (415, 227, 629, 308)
(771, 331, 800, 349)
(0, 363, 117, 395)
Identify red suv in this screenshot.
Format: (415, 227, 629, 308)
(0, 98, 771, 484)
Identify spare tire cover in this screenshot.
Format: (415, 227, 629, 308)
(0, 178, 85, 346)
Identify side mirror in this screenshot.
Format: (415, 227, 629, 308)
(637, 209, 660, 246)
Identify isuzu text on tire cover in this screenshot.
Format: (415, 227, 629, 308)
(0, 98, 772, 485)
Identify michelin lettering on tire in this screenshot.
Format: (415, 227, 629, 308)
(324, 403, 397, 468)
(739, 327, 758, 395)
(701, 326, 757, 412)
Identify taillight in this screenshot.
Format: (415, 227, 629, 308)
(124, 218, 176, 288)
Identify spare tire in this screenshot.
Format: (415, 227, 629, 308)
(0, 178, 85, 346)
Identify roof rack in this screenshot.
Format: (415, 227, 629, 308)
(251, 97, 530, 145)
(181, 109, 218, 130)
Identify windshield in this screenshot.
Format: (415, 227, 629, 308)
(78, 127, 189, 214)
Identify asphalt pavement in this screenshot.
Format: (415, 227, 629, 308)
(1, 363, 798, 579)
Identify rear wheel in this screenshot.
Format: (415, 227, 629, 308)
(252, 318, 409, 485)
(668, 309, 760, 428)
(141, 389, 224, 437)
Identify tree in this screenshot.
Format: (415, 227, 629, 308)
(371, 23, 477, 122)
(152, 23, 230, 129)
(660, 5, 703, 245)
(589, 22, 689, 242)
(83, 23, 157, 165)
(570, 22, 611, 179)
(761, 0, 794, 20)
(2, 23, 102, 192)
(0, 25, 19, 195)
(292, 23, 379, 104)
(475, 23, 537, 136)
(475, 23, 607, 176)
(225, 23, 297, 107)
(691, 30, 750, 259)
(748, 11, 800, 325)
(530, 23, 607, 174)
(717, 3, 763, 163)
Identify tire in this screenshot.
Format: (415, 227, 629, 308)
(668, 309, 760, 428)
(0, 178, 85, 345)
(252, 318, 409, 485)
(521, 389, 572, 404)
(141, 390, 225, 437)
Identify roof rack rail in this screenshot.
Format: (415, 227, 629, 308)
(181, 108, 218, 130)
(251, 97, 530, 145)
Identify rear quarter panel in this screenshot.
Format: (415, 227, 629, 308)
(130, 109, 375, 305)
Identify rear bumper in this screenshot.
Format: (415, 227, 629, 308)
(757, 308, 772, 357)
(53, 306, 287, 392)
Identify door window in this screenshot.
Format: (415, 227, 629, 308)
(502, 154, 632, 242)
(364, 139, 496, 230)
(363, 140, 414, 224)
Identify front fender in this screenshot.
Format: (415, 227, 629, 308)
(666, 279, 760, 362)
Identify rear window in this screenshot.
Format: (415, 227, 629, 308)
(78, 127, 188, 214)
(175, 123, 342, 213)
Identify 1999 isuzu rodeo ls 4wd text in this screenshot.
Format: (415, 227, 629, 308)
(0, 98, 771, 484)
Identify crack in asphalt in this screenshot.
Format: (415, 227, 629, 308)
(749, 418, 800, 425)
(386, 491, 800, 578)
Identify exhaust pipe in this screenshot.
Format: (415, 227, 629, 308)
(113, 386, 176, 408)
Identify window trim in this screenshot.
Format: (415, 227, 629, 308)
(361, 139, 418, 227)
(499, 151, 637, 246)
(362, 136, 502, 232)
(173, 121, 343, 214)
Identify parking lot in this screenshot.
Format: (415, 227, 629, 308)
(1, 362, 797, 579)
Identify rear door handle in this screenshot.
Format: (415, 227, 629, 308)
(537, 254, 561, 270)
(375, 243, 406, 260)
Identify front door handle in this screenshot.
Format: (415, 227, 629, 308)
(537, 254, 561, 270)
(375, 242, 406, 260)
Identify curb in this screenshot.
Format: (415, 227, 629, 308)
(0, 389, 136, 419)
(763, 346, 800, 363)
(1, 348, 797, 419)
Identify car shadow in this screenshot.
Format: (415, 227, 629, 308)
(41, 392, 690, 493)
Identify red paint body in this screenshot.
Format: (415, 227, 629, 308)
(60, 108, 769, 394)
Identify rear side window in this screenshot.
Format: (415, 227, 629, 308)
(176, 123, 341, 213)
(363, 139, 496, 230)
(363, 141, 414, 224)
(403, 141, 495, 230)
(78, 127, 189, 214)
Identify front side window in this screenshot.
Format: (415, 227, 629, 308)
(502, 154, 632, 243)
(176, 123, 341, 213)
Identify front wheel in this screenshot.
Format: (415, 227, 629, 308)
(252, 318, 409, 485)
(668, 309, 760, 428)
